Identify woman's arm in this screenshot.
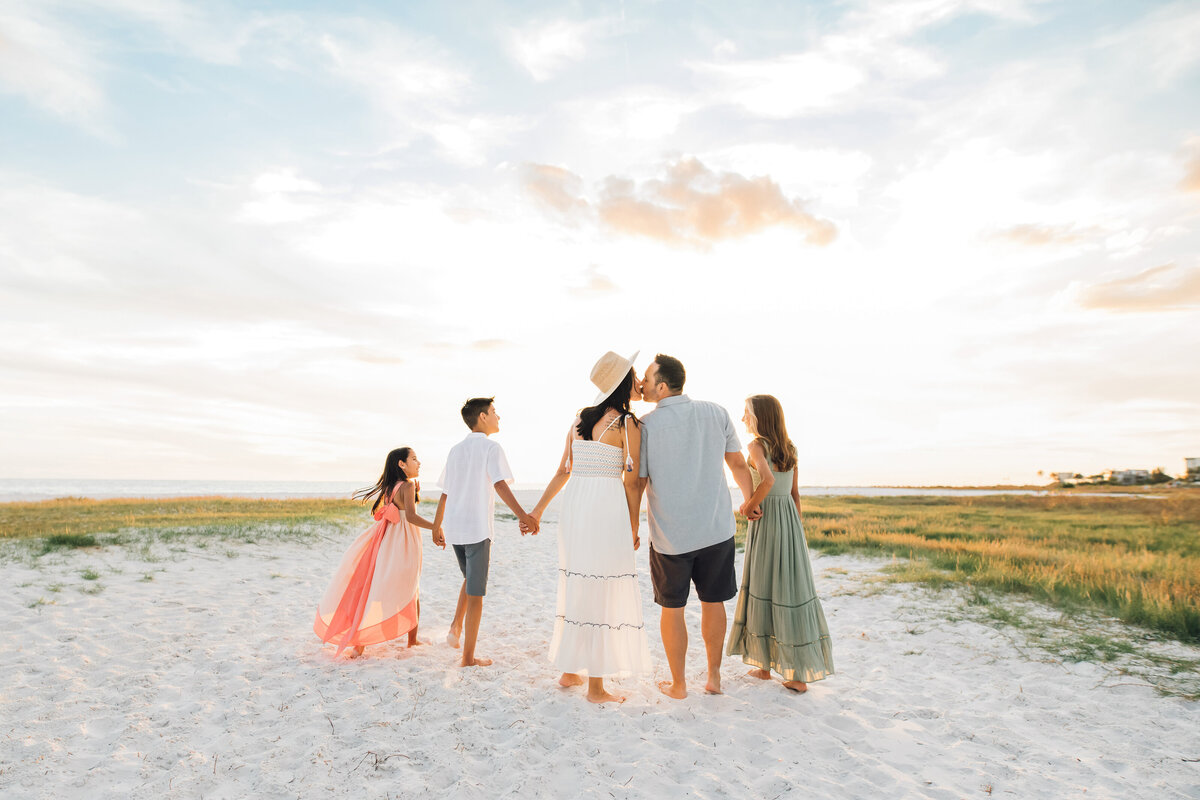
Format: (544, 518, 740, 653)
(531, 421, 575, 520)
(739, 440, 775, 517)
(622, 419, 642, 548)
(397, 482, 435, 530)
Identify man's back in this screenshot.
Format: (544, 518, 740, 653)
(639, 395, 741, 555)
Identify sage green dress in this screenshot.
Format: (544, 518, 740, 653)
(726, 454, 834, 682)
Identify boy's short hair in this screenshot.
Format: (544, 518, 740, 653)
(653, 354, 686, 392)
(461, 397, 494, 429)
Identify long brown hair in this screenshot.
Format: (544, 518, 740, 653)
(746, 395, 797, 472)
(353, 447, 418, 513)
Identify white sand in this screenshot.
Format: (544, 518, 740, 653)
(2, 515, 1198, 799)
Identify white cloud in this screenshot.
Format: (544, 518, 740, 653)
(1097, 1, 1200, 87)
(318, 23, 526, 166)
(691, 53, 866, 118)
(506, 18, 606, 82)
(0, 2, 109, 134)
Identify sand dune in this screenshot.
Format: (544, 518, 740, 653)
(2, 516, 1197, 799)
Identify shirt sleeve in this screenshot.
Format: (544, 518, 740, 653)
(488, 443, 515, 484)
(723, 407, 742, 453)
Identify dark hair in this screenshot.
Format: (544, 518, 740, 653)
(653, 353, 685, 392)
(461, 397, 494, 429)
(353, 446, 419, 513)
(577, 369, 638, 440)
(747, 395, 797, 473)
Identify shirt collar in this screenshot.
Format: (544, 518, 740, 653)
(466, 431, 487, 438)
(657, 394, 690, 408)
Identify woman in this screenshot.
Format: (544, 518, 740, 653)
(529, 350, 653, 703)
(726, 395, 834, 691)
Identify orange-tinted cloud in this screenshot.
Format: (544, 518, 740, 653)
(993, 224, 1093, 246)
(1182, 150, 1200, 193)
(521, 163, 588, 215)
(1080, 263, 1200, 312)
(522, 158, 836, 247)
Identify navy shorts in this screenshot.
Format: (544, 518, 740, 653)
(452, 539, 491, 597)
(649, 536, 737, 608)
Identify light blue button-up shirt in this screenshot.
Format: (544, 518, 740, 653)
(638, 394, 741, 555)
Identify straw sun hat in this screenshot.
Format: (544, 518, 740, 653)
(590, 350, 639, 404)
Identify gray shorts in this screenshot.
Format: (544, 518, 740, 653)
(452, 539, 491, 597)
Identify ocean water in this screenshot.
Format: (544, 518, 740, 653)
(0, 478, 1057, 504)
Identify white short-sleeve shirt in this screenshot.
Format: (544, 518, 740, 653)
(437, 432, 515, 546)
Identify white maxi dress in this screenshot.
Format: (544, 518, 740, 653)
(548, 417, 653, 677)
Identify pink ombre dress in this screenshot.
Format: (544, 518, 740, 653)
(314, 486, 422, 655)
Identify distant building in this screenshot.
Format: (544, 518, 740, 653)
(1053, 472, 1076, 483)
(1113, 469, 1152, 485)
(1187, 457, 1200, 479)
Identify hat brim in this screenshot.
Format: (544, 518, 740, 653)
(593, 350, 640, 404)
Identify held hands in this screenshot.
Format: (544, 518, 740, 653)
(518, 512, 540, 536)
(432, 526, 446, 549)
(739, 502, 763, 521)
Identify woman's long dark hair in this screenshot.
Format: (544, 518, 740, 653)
(353, 447, 418, 513)
(577, 369, 638, 440)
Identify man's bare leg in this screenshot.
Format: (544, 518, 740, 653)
(558, 673, 584, 687)
(447, 582, 466, 648)
(459, 595, 492, 667)
(587, 677, 625, 704)
(658, 606, 688, 699)
(700, 601, 727, 695)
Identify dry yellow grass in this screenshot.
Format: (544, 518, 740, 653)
(739, 493, 1200, 642)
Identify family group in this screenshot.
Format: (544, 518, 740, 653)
(314, 352, 835, 703)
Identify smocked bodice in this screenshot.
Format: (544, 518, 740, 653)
(749, 463, 794, 497)
(570, 440, 625, 478)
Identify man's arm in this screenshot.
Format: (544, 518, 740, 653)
(494, 480, 539, 535)
(724, 451, 762, 520)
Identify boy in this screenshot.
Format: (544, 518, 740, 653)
(435, 397, 539, 667)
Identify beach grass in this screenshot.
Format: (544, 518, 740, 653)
(736, 494, 1200, 643)
(0, 496, 366, 542)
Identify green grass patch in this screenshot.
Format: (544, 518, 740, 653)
(42, 533, 98, 552)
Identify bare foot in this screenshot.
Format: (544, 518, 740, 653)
(704, 674, 723, 695)
(407, 638, 428, 648)
(747, 668, 772, 680)
(587, 689, 626, 704)
(657, 679, 687, 699)
(346, 645, 364, 658)
(460, 656, 493, 668)
(445, 628, 461, 648)
(783, 680, 808, 693)
(558, 673, 585, 688)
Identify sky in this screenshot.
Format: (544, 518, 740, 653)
(1, 0, 1198, 487)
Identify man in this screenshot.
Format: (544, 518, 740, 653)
(637, 354, 759, 698)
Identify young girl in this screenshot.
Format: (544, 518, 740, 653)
(314, 447, 445, 657)
(726, 395, 834, 692)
